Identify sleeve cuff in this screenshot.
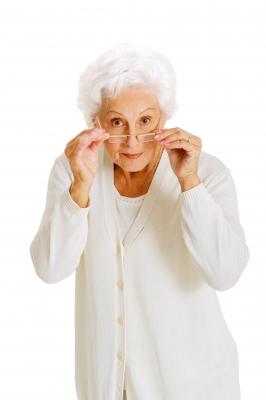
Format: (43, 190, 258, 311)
(179, 182, 206, 201)
(61, 187, 91, 216)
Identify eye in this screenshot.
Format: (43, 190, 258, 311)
(111, 118, 124, 127)
(141, 116, 152, 124)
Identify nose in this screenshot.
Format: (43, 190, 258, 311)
(124, 133, 141, 146)
(122, 121, 139, 145)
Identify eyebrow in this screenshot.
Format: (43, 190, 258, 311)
(106, 107, 156, 116)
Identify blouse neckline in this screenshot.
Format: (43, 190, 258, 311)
(113, 184, 146, 203)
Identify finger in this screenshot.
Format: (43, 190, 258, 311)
(163, 139, 199, 152)
(155, 129, 202, 147)
(174, 130, 202, 146)
(154, 128, 181, 140)
(79, 131, 109, 149)
(156, 131, 188, 144)
(157, 127, 181, 135)
(162, 135, 201, 149)
(66, 129, 107, 147)
(90, 139, 104, 151)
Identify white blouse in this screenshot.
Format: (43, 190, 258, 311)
(114, 184, 146, 241)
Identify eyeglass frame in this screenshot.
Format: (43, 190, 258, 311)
(95, 113, 162, 143)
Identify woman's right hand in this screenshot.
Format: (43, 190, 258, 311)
(64, 128, 110, 190)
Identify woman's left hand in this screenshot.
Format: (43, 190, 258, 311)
(154, 127, 202, 182)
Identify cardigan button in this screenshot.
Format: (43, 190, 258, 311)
(117, 352, 124, 361)
(117, 316, 123, 325)
(117, 279, 124, 290)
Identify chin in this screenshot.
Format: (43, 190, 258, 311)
(115, 153, 151, 171)
(120, 159, 148, 171)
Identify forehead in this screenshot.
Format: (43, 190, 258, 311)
(101, 87, 160, 116)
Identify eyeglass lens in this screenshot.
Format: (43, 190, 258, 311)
(95, 115, 160, 143)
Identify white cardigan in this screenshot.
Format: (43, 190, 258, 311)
(30, 145, 250, 400)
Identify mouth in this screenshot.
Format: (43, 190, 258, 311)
(121, 152, 143, 159)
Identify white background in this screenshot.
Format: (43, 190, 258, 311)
(0, 0, 265, 398)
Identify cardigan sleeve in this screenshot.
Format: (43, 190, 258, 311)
(179, 167, 250, 291)
(29, 155, 91, 284)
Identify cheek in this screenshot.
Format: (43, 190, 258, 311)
(104, 142, 119, 153)
(103, 143, 121, 162)
(145, 141, 162, 157)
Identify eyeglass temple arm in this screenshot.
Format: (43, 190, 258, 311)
(95, 115, 102, 129)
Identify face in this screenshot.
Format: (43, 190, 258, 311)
(93, 85, 167, 174)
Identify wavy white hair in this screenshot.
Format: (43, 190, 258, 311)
(76, 42, 178, 127)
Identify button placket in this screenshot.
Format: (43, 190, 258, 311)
(117, 279, 124, 290)
(115, 240, 127, 400)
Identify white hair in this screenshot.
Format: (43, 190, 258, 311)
(76, 42, 178, 127)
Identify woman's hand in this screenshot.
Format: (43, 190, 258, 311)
(154, 127, 202, 188)
(64, 128, 110, 190)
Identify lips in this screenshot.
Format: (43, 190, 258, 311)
(122, 153, 142, 155)
(122, 152, 143, 159)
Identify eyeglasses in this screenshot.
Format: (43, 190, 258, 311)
(95, 115, 161, 144)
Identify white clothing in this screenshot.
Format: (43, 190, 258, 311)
(30, 146, 250, 399)
(114, 185, 146, 394)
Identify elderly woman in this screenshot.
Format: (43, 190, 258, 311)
(30, 43, 250, 400)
